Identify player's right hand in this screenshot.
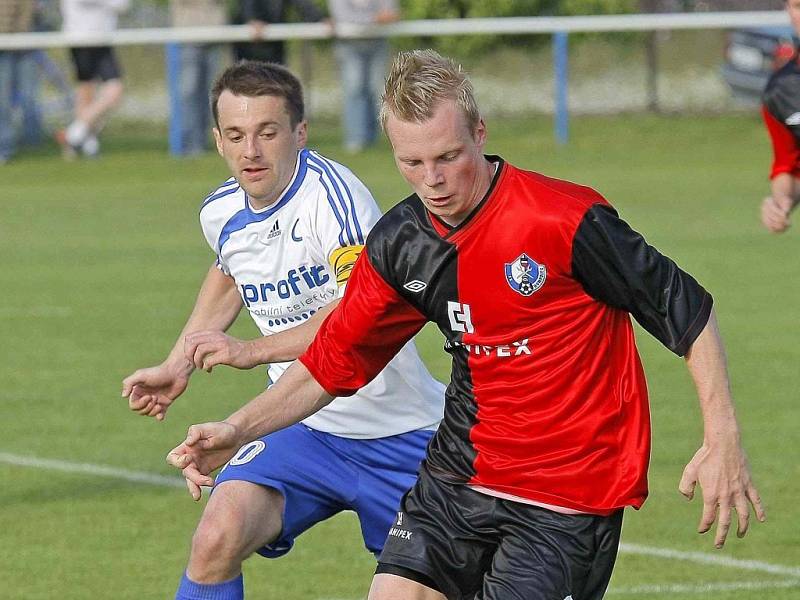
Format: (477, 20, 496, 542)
(121, 360, 193, 421)
(166, 421, 241, 500)
(761, 195, 794, 233)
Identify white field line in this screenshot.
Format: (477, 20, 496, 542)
(0, 451, 185, 488)
(620, 543, 800, 578)
(5, 451, 800, 597)
(607, 579, 800, 595)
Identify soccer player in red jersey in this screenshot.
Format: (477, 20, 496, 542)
(168, 50, 765, 600)
(761, 0, 800, 232)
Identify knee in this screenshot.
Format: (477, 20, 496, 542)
(188, 505, 248, 578)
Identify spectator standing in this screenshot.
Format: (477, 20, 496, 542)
(329, 0, 398, 153)
(58, 0, 129, 158)
(170, 0, 228, 155)
(232, 0, 324, 65)
(0, 0, 35, 164)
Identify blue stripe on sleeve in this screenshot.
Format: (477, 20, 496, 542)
(307, 164, 347, 246)
(200, 183, 240, 211)
(313, 153, 365, 244)
(307, 153, 357, 246)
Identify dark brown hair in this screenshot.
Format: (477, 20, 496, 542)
(211, 61, 305, 128)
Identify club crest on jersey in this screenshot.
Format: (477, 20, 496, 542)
(504, 253, 546, 297)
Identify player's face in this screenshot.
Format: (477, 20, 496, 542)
(385, 99, 492, 227)
(214, 91, 307, 209)
(788, 0, 800, 35)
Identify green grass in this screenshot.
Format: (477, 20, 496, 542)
(1, 113, 798, 599)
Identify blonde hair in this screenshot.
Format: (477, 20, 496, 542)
(380, 49, 481, 132)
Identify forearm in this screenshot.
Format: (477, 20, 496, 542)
(225, 360, 334, 442)
(166, 265, 242, 365)
(684, 310, 741, 445)
(245, 299, 339, 365)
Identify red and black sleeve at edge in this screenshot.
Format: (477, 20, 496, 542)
(761, 105, 800, 180)
(571, 204, 713, 356)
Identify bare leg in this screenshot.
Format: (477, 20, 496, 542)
(77, 78, 123, 130)
(187, 480, 285, 583)
(368, 574, 447, 600)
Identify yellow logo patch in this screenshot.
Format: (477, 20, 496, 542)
(329, 245, 364, 286)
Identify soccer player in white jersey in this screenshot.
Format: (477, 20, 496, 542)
(121, 61, 444, 600)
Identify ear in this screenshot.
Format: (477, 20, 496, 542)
(213, 128, 224, 157)
(296, 120, 308, 149)
(473, 118, 487, 149)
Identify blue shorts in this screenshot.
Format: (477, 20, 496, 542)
(214, 423, 433, 558)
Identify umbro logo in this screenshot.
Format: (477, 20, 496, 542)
(786, 112, 800, 126)
(404, 280, 427, 293)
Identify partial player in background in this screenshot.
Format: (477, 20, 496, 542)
(58, 0, 129, 158)
(760, 0, 800, 232)
(121, 61, 444, 600)
(167, 50, 765, 600)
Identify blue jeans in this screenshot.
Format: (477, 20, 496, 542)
(0, 50, 44, 160)
(177, 43, 223, 154)
(334, 39, 389, 149)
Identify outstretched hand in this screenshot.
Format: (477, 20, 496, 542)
(185, 330, 257, 372)
(121, 361, 192, 421)
(679, 441, 766, 549)
(166, 421, 242, 500)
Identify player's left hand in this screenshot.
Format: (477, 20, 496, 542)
(166, 421, 241, 501)
(761, 195, 794, 233)
(678, 440, 766, 549)
(184, 330, 257, 372)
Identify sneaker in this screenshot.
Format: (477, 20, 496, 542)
(81, 135, 100, 158)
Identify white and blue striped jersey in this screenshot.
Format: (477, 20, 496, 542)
(199, 148, 444, 438)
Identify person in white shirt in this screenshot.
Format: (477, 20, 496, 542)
(121, 60, 444, 600)
(58, 0, 129, 157)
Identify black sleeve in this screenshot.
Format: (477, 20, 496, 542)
(571, 204, 713, 356)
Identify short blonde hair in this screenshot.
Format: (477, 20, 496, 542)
(380, 49, 481, 133)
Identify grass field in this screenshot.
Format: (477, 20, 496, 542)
(1, 112, 798, 599)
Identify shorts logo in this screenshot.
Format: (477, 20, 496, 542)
(447, 301, 474, 334)
(396, 512, 403, 526)
(220, 440, 266, 474)
(786, 112, 800, 126)
(505, 253, 546, 296)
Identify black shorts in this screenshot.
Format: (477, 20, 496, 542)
(376, 465, 623, 600)
(69, 47, 122, 82)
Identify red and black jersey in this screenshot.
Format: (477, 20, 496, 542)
(300, 157, 712, 515)
(763, 51, 800, 179)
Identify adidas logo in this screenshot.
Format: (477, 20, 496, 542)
(266, 220, 282, 240)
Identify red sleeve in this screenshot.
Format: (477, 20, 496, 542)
(299, 253, 427, 397)
(762, 105, 800, 179)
